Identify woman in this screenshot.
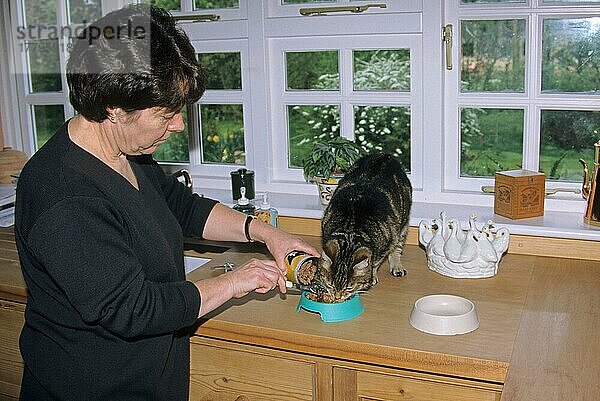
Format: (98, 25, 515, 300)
(14, 4, 318, 400)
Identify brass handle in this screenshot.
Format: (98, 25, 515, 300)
(580, 159, 591, 199)
(173, 14, 220, 22)
(299, 3, 387, 17)
(443, 24, 453, 70)
(481, 185, 495, 194)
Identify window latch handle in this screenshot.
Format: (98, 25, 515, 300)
(443, 24, 453, 70)
(299, 3, 387, 17)
(174, 14, 221, 23)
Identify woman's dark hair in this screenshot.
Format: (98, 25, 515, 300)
(67, 4, 207, 122)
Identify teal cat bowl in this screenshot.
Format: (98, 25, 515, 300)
(296, 292, 364, 323)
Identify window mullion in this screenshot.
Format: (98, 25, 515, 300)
(523, 105, 539, 171)
(340, 48, 352, 141)
(182, 0, 193, 13)
(11, 0, 34, 153)
(523, 12, 540, 172)
(1, 1, 22, 150)
(101, 0, 129, 14)
(443, 0, 463, 194)
(55, 0, 66, 26)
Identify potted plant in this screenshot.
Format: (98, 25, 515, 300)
(302, 136, 364, 205)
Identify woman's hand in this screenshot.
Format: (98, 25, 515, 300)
(253, 223, 321, 274)
(224, 258, 286, 298)
(194, 258, 287, 317)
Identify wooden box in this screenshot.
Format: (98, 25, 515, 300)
(494, 170, 545, 219)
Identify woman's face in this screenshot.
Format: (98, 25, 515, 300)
(115, 107, 184, 155)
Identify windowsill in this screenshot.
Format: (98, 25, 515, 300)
(198, 188, 600, 242)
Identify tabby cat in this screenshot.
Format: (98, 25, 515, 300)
(317, 152, 412, 301)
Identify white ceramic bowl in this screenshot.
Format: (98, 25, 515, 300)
(409, 294, 479, 335)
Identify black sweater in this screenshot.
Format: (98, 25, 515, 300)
(15, 122, 218, 400)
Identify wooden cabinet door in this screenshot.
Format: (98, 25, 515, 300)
(333, 367, 502, 401)
(190, 338, 315, 401)
(0, 300, 25, 400)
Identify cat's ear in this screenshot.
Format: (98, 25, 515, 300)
(319, 240, 337, 274)
(352, 247, 372, 273)
(319, 252, 331, 275)
(323, 239, 339, 262)
(320, 240, 338, 271)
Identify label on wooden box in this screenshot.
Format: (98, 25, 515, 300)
(494, 170, 545, 219)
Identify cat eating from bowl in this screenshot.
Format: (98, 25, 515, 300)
(315, 152, 412, 302)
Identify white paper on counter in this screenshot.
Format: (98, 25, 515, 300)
(184, 256, 211, 275)
(0, 184, 15, 201)
(0, 208, 14, 227)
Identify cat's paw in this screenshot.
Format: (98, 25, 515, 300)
(390, 268, 407, 277)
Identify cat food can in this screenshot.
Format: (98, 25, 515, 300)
(285, 250, 318, 285)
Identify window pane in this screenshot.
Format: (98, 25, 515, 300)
(542, 18, 600, 93)
(68, 0, 102, 24)
(32, 105, 64, 150)
(195, 0, 239, 9)
(23, 0, 57, 25)
(354, 105, 411, 171)
(197, 52, 242, 90)
(288, 104, 340, 168)
(140, 0, 180, 11)
(200, 104, 245, 165)
(153, 108, 189, 163)
(461, 20, 526, 92)
(353, 49, 410, 92)
(540, 110, 599, 181)
(27, 39, 62, 93)
(286, 51, 339, 91)
(460, 108, 524, 177)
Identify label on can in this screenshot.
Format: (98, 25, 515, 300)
(285, 250, 319, 285)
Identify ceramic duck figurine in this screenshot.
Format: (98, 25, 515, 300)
(443, 219, 464, 262)
(419, 216, 446, 258)
(418, 220, 434, 245)
(418, 212, 510, 278)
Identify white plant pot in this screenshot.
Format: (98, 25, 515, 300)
(315, 175, 343, 206)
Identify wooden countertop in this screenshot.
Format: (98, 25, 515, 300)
(1, 228, 599, 400)
(0, 228, 26, 304)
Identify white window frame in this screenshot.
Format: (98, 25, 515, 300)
(263, 1, 426, 197)
(268, 35, 423, 195)
(11, 0, 72, 156)
(2, 0, 433, 201)
(443, 0, 600, 212)
(177, 0, 427, 195)
(5, 0, 126, 156)
(189, 39, 252, 179)
(176, 1, 258, 192)
(3, 0, 597, 236)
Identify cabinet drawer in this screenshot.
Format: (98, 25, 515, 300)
(334, 367, 502, 401)
(0, 300, 25, 400)
(190, 339, 315, 401)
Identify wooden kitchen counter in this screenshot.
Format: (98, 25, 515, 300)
(189, 237, 530, 385)
(1, 227, 599, 400)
